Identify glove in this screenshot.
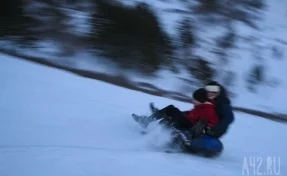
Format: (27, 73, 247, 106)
(202, 126, 211, 134)
(191, 119, 208, 138)
(206, 126, 211, 132)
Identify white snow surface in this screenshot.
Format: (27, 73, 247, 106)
(0, 54, 286, 176)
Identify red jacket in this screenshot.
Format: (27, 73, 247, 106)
(184, 102, 219, 127)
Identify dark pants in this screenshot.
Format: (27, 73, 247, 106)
(157, 105, 193, 130)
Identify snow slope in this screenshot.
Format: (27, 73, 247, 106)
(0, 54, 286, 176)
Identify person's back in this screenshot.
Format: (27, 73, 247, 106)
(213, 95, 234, 135)
(205, 81, 235, 137)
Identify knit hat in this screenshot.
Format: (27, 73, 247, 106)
(205, 81, 220, 92)
(193, 88, 208, 103)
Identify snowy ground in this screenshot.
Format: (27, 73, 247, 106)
(0, 54, 286, 176)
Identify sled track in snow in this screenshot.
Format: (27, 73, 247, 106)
(0, 144, 182, 155)
(0, 145, 224, 158)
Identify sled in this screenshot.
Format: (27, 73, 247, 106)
(182, 134, 223, 157)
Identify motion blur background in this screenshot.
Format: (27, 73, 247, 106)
(1, 0, 286, 116)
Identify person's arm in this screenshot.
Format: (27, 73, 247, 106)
(191, 118, 208, 138)
(185, 109, 198, 125)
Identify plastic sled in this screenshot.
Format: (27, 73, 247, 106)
(183, 135, 223, 157)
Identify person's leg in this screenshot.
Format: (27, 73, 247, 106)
(133, 104, 192, 129)
(132, 105, 173, 128)
(158, 105, 193, 129)
(143, 105, 196, 148)
(141, 104, 180, 121)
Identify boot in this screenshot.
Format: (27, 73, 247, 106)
(167, 128, 192, 151)
(149, 102, 159, 113)
(174, 129, 193, 146)
(132, 110, 164, 129)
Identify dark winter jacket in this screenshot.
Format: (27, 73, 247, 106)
(185, 102, 219, 127)
(209, 86, 234, 137)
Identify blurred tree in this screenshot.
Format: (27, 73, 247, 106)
(214, 24, 237, 64)
(192, 0, 266, 28)
(271, 45, 284, 60)
(90, 0, 173, 75)
(187, 56, 215, 86)
(24, 0, 89, 56)
(223, 70, 236, 87)
(178, 18, 195, 61)
(0, 0, 37, 43)
(217, 28, 236, 49)
(246, 64, 265, 92)
(193, 0, 221, 14)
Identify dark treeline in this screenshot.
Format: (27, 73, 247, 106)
(0, 0, 270, 90)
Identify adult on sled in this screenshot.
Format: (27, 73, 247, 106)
(204, 81, 235, 138)
(133, 88, 219, 144)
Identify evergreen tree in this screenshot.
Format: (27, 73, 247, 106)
(0, 0, 37, 42)
(178, 18, 195, 59)
(91, 0, 173, 74)
(187, 56, 215, 85)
